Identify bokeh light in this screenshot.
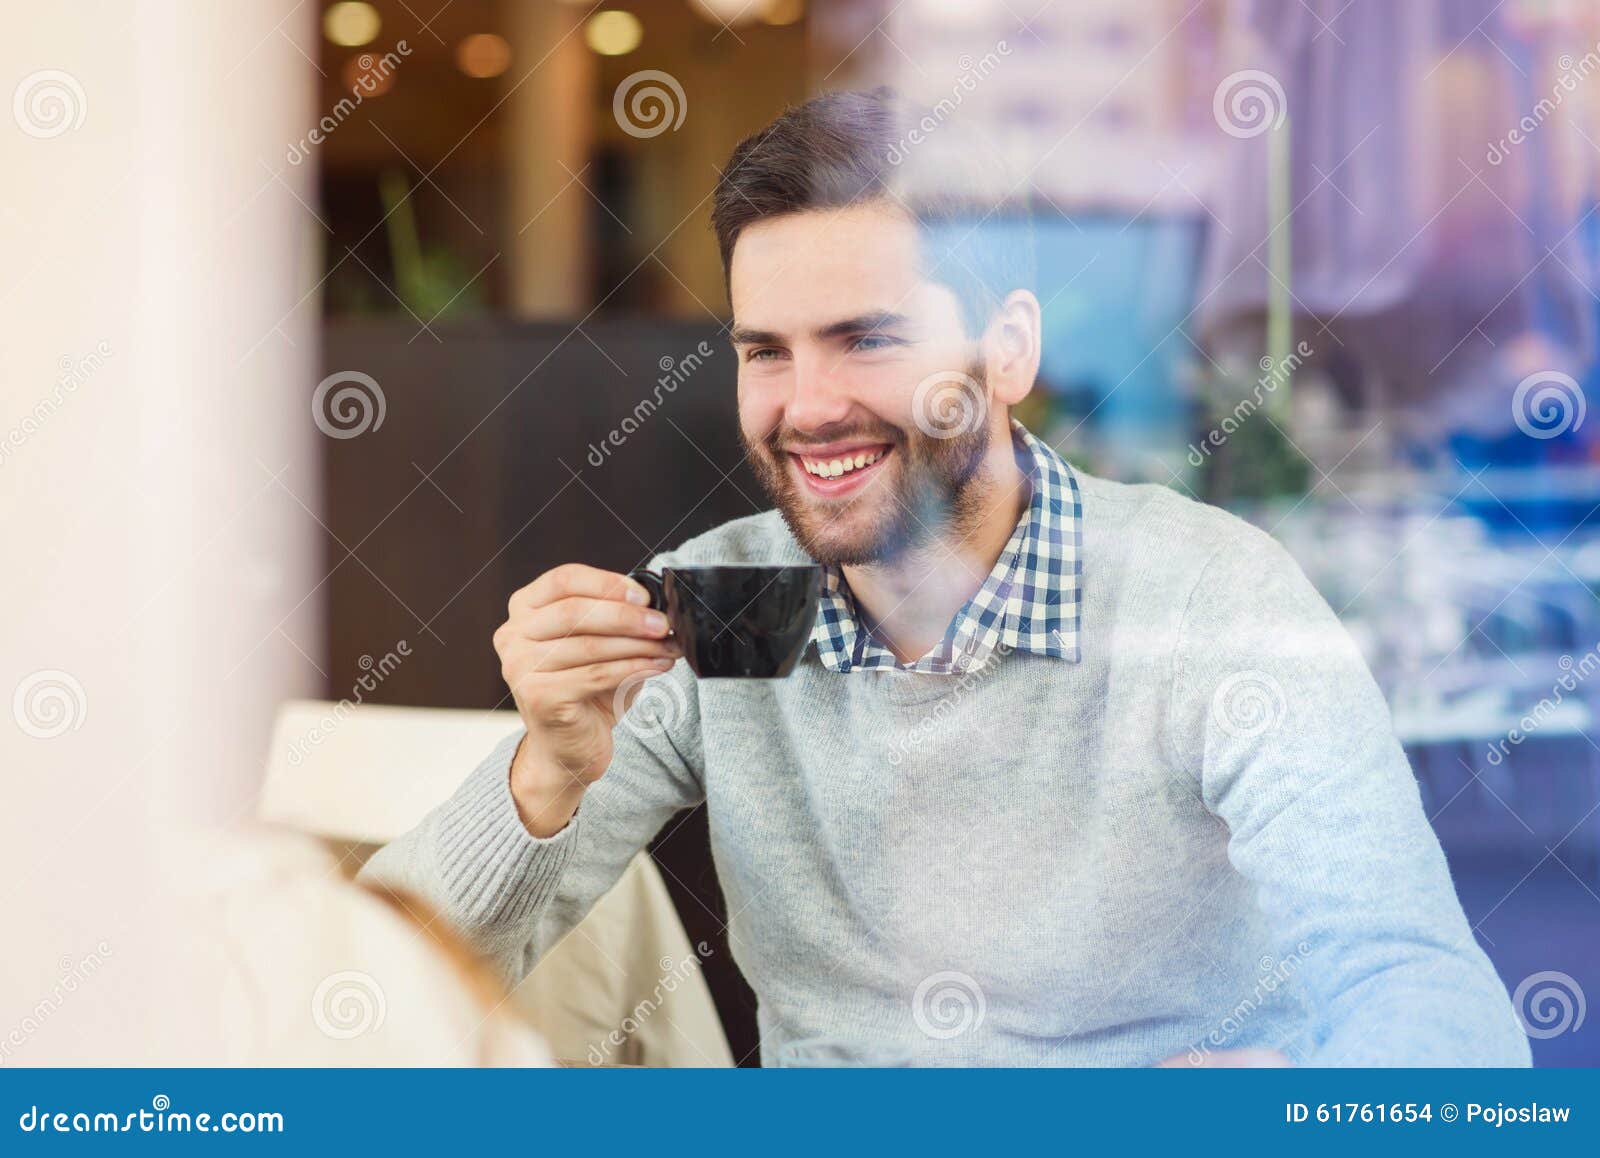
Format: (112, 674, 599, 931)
(342, 52, 394, 96)
(456, 33, 512, 79)
(585, 11, 643, 56)
(762, 0, 805, 26)
(323, 1, 381, 48)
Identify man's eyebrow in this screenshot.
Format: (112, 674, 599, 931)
(815, 311, 912, 340)
(728, 325, 781, 346)
(728, 311, 913, 347)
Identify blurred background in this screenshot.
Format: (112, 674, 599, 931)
(4, 0, 1598, 1065)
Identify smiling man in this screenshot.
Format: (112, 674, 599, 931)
(363, 89, 1529, 1067)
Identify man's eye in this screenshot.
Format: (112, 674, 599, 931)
(745, 347, 785, 362)
(851, 334, 897, 352)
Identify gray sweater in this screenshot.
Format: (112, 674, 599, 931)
(361, 472, 1530, 1067)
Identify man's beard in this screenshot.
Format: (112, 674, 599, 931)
(741, 369, 992, 567)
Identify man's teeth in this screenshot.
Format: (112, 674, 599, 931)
(801, 449, 885, 478)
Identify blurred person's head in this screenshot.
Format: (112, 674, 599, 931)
(712, 88, 1041, 567)
(192, 827, 552, 1066)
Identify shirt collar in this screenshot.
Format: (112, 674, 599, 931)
(809, 420, 1083, 674)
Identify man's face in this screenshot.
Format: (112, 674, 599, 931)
(730, 201, 994, 566)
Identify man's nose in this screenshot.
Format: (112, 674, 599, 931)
(785, 352, 853, 433)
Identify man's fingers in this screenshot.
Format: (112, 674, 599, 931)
(512, 564, 650, 613)
(511, 596, 670, 642)
(505, 652, 673, 704)
(572, 656, 677, 697)
(509, 634, 680, 674)
(508, 657, 674, 706)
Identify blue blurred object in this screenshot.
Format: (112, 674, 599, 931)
(1031, 214, 1204, 454)
(1442, 191, 1600, 532)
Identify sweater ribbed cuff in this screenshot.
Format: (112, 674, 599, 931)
(434, 729, 582, 929)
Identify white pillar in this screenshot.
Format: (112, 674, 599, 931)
(0, 0, 321, 1062)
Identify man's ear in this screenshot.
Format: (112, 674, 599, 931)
(982, 289, 1042, 407)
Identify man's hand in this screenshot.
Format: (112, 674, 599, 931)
(493, 564, 680, 837)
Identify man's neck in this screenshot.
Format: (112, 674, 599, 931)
(842, 433, 1031, 664)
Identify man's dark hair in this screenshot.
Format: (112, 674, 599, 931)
(710, 87, 1035, 335)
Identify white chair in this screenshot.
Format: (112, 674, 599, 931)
(261, 699, 733, 1066)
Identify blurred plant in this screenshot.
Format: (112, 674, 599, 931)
(378, 167, 486, 320)
(1190, 363, 1310, 503)
(1192, 100, 1306, 503)
(1017, 388, 1103, 477)
(1011, 389, 1051, 437)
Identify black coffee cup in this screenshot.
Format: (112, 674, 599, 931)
(626, 565, 821, 678)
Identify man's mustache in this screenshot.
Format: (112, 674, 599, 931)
(761, 425, 909, 454)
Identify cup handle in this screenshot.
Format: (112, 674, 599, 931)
(626, 568, 666, 612)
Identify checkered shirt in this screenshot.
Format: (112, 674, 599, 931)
(810, 420, 1083, 674)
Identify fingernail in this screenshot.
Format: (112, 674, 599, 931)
(645, 611, 668, 633)
(653, 657, 676, 670)
(625, 583, 649, 606)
